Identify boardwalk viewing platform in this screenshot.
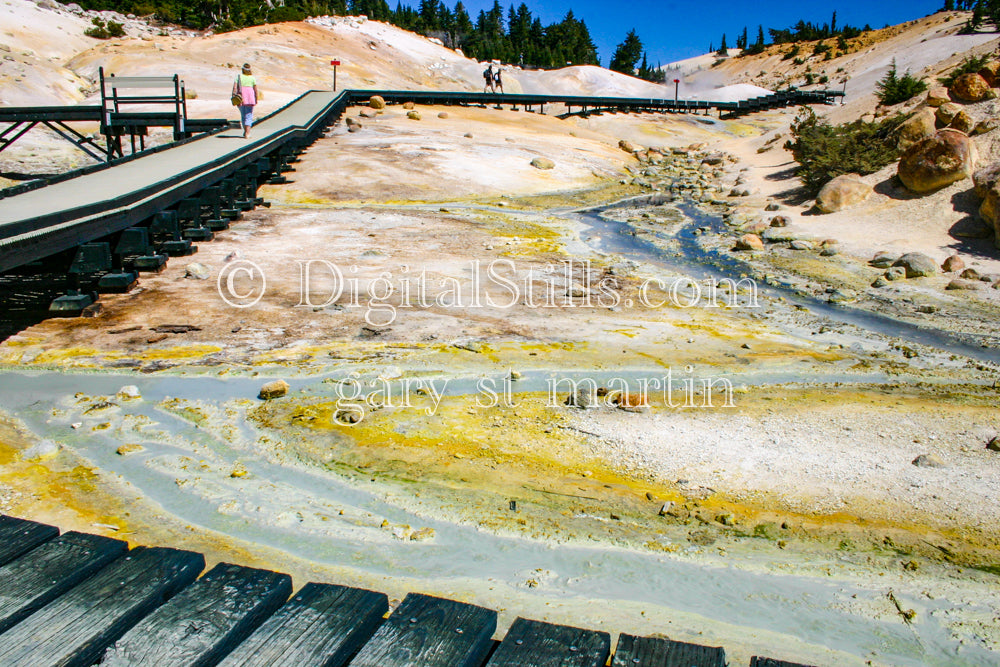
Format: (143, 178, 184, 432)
(0, 513, 813, 666)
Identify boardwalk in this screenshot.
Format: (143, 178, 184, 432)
(0, 513, 813, 667)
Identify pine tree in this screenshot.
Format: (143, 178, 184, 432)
(717, 33, 728, 56)
(609, 28, 643, 74)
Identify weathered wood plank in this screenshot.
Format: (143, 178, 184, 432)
(99, 562, 292, 667)
(217, 582, 388, 667)
(0, 514, 60, 566)
(349, 593, 496, 667)
(611, 634, 726, 667)
(0, 531, 127, 635)
(0, 546, 204, 667)
(749, 658, 817, 667)
(486, 617, 610, 667)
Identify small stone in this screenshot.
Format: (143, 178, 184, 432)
(716, 513, 735, 526)
(872, 277, 889, 288)
(941, 255, 965, 272)
(960, 268, 981, 280)
(912, 453, 946, 468)
(402, 101, 415, 110)
(885, 266, 907, 281)
(258, 380, 289, 400)
(987, 436, 1000, 452)
(463, 132, 473, 138)
(530, 157, 555, 170)
(765, 202, 780, 211)
(184, 262, 210, 280)
(926, 86, 950, 107)
(230, 463, 249, 478)
(820, 245, 840, 256)
(358, 109, 377, 118)
(116, 443, 144, 456)
(406, 110, 421, 120)
(410, 527, 435, 541)
(790, 240, 813, 251)
(619, 139, 641, 153)
(770, 215, 790, 227)
(566, 385, 600, 409)
(437, 112, 448, 119)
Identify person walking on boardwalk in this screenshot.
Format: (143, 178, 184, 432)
(493, 67, 504, 94)
(234, 63, 261, 139)
(483, 63, 494, 93)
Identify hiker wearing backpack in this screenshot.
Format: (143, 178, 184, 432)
(494, 67, 504, 94)
(483, 64, 494, 93)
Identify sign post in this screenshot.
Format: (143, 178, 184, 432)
(331, 60, 341, 91)
(674, 78, 680, 110)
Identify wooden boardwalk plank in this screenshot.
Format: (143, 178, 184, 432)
(348, 592, 496, 667)
(485, 618, 610, 667)
(99, 562, 292, 667)
(217, 582, 388, 667)
(0, 545, 204, 667)
(0, 514, 60, 566)
(750, 658, 817, 667)
(0, 531, 127, 635)
(611, 634, 726, 667)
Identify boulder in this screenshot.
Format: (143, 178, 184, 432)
(258, 380, 289, 400)
(897, 129, 977, 194)
(402, 101, 415, 110)
(973, 162, 1000, 198)
(815, 174, 873, 213)
(530, 157, 555, 170)
(895, 108, 937, 151)
(870, 251, 899, 268)
(893, 252, 937, 278)
(359, 109, 377, 118)
(945, 278, 981, 290)
(734, 234, 764, 251)
(951, 72, 990, 102)
(978, 183, 1000, 243)
(619, 139, 641, 153)
(935, 102, 961, 126)
(437, 112, 449, 119)
(941, 255, 965, 272)
(926, 86, 951, 107)
(948, 109, 974, 135)
(770, 215, 791, 227)
(406, 110, 421, 120)
(368, 95, 385, 109)
(979, 61, 1000, 86)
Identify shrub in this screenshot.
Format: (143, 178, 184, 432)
(819, 75, 829, 84)
(782, 45, 800, 61)
(785, 107, 908, 194)
(813, 42, 831, 56)
(937, 55, 992, 87)
(84, 17, 124, 39)
(875, 58, 927, 105)
(793, 57, 805, 66)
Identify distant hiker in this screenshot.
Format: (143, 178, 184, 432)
(483, 64, 494, 93)
(233, 63, 261, 139)
(494, 67, 504, 94)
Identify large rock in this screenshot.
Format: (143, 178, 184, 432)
(734, 234, 764, 251)
(897, 129, 977, 194)
(893, 252, 937, 278)
(978, 184, 1000, 248)
(979, 61, 1000, 86)
(951, 72, 990, 102)
(935, 102, 961, 126)
(368, 95, 385, 109)
(258, 380, 289, 400)
(941, 255, 965, 272)
(895, 108, 937, 151)
(619, 139, 641, 153)
(815, 174, 873, 213)
(926, 86, 951, 107)
(949, 109, 974, 135)
(973, 162, 1000, 199)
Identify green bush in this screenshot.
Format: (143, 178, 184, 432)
(875, 58, 927, 105)
(785, 107, 908, 194)
(84, 17, 124, 38)
(937, 55, 992, 87)
(782, 45, 801, 61)
(268, 6, 305, 22)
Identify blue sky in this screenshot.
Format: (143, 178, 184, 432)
(456, 0, 946, 66)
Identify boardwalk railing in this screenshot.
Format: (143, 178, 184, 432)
(0, 514, 815, 666)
